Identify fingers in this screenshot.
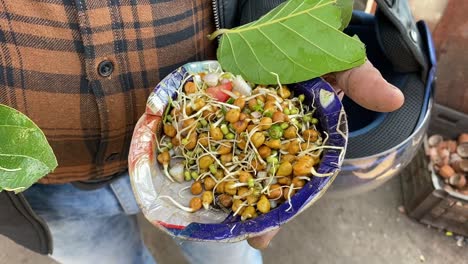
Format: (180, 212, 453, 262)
(331, 60, 405, 112)
(247, 229, 280, 249)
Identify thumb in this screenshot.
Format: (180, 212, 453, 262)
(331, 60, 405, 112)
(247, 229, 280, 249)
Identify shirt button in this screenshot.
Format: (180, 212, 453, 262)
(98, 60, 114, 77)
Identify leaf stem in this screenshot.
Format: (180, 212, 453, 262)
(208, 29, 231, 41)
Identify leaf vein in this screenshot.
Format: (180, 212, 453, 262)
(305, 12, 362, 44)
(237, 32, 272, 77)
(226, 0, 336, 34)
(0, 153, 49, 169)
(278, 22, 353, 64)
(256, 28, 320, 74)
(225, 35, 250, 78)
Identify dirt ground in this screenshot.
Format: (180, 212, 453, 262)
(2, 176, 466, 264)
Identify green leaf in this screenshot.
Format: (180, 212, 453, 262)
(213, 0, 366, 84)
(0, 104, 57, 193)
(337, 0, 353, 30)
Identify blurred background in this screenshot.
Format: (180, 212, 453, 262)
(1, 0, 467, 263)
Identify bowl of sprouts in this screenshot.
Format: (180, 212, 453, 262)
(128, 60, 347, 241)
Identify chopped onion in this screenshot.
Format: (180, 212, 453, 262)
(269, 200, 278, 209)
(169, 162, 185, 183)
(257, 171, 267, 179)
(203, 73, 220, 87)
(251, 111, 262, 119)
(232, 75, 252, 96)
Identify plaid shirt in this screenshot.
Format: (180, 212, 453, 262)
(0, 0, 216, 184)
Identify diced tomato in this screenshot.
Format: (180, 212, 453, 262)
(206, 82, 233, 102)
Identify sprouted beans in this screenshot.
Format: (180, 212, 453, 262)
(155, 70, 344, 220)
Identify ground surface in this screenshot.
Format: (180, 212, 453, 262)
(2, 176, 466, 264)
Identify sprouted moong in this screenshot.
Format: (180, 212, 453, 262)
(156, 69, 344, 221)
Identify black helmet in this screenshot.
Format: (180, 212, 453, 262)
(330, 0, 436, 196)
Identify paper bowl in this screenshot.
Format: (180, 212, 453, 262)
(128, 60, 347, 242)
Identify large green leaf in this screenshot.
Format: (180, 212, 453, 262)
(0, 104, 57, 193)
(337, 0, 353, 30)
(213, 0, 366, 84)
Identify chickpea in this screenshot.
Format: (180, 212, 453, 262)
(241, 206, 257, 220)
(303, 129, 319, 142)
(199, 133, 209, 147)
(233, 120, 249, 133)
(204, 177, 216, 191)
(157, 151, 170, 165)
(251, 132, 266, 148)
(246, 194, 259, 205)
(216, 181, 226, 194)
(199, 156, 214, 169)
(247, 124, 256, 133)
(298, 155, 316, 164)
(210, 126, 223, 140)
(225, 181, 237, 195)
(202, 107, 216, 121)
(288, 140, 301, 155)
(185, 132, 197, 150)
(283, 186, 296, 200)
(184, 105, 194, 116)
(225, 109, 241, 123)
(248, 99, 258, 111)
(293, 156, 314, 176)
(183, 118, 195, 129)
(232, 199, 245, 215)
(251, 159, 266, 171)
(184, 81, 197, 94)
(193, 98, 206, 111)
(238, 138, 247, 150)
(272, 111, 286, 123)
(257, 195, 271, 214)
(237, 187, 250, 197)
(282, 154, 296, 163)
(258, 145, 272, 159)
(214, 169, 224, 180)
(266, 94, 277, 102)
(278, 176, 292, 185)
(284, 126, 297, 139)
(171, 136, 180, 147)
(191, 181, 203, 195)
(202, 191, 214, 208)
(171, 107, 180, 116)
(259, 117, 273, 130)
(301, 142, 310, 151)
(278, 86, 291, 99)
(234, 97, 246, 109)
(239, 171, 253, 183)
(267, 184, 282, 199)
(257, 95, 266, 103)
(277, 161, 293, 176)
(220, 153, 232, 164)
(281, 141, 290, 152)
(189, 197, 202, 212)
(218, 194, 233, 208)
(264, 100, 276, 111)
(265, 139, 281, 149)
(292, 177, 305, 188)
(239, 113, 248, 121)
(218, 143, 232, 155)
(163, 124, 176, 138)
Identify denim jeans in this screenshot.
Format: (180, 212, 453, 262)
(24, 174, 262, 264)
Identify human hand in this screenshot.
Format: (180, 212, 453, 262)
(247, 60, 405, 250)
